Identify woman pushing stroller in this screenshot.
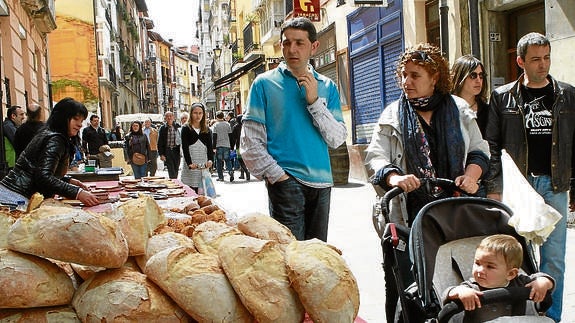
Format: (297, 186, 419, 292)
(365, 43, 490, 321)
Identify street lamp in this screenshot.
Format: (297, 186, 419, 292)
(213, 45, 222, 60)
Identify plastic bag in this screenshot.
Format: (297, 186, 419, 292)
(198, 169, 217, 198)
(501, 150, 561, 245)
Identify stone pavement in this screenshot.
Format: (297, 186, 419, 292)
(156, 163, 575, 322)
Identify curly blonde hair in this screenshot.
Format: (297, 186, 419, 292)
(395, 43, 452, 95)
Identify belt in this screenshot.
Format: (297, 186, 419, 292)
(529, 172, 549, 177)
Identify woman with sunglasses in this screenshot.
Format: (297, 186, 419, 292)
(180, 103, 214, 193)
(452, 54, 489, 137)
(365, 43, 490, 322)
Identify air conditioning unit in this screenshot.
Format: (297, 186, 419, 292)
(349, 0, 388, 6)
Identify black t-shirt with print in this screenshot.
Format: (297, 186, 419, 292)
(521, 82, 555, 175)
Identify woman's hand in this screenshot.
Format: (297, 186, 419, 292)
(77, 189, 99, 206)
(455, 175, 479, 194)
(388, 173, 420, 192)
(70, 178, 89, 190)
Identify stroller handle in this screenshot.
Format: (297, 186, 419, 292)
(380, 177, 461, 224)
(438, 286, 533, 322)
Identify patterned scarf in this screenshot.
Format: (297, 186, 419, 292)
(400, 92, 465, 182)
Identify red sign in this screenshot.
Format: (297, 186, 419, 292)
(293, 0, 321, 22)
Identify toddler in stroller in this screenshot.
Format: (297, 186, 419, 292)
(442, 234, 554, 322)
(377, 178, 553, 322)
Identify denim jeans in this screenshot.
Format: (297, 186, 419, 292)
(215, 147, 233, 179)
(528, 174, 567, 322)
(131, 163, 147, 179)
(266, 176, 331, 241)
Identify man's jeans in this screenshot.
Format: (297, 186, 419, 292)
(147, 150, 158, 176)
(528, 174, 567, 322)
(215, 147, 233, 180)
(266, 175, 331, 241)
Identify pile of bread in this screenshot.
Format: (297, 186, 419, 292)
(0, 194, 360, 322)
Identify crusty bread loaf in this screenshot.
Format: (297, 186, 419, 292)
(134, 231, 196, 271)
(145, 246, 252, 322)
(0, 214, 14, 249)
(192, 221, 242, 254)
(7, 205, 128, 268)
(236, 213, 296, 245)
(218, 235, 305, 322)
(0, 306, 80, 322)
(113, 195, 166, 256)
(72, 263, 190, 322)
(285, 239, 360, 322)
(0, 248, 75, 308)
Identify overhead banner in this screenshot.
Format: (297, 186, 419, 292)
(293, 0, 321, 22)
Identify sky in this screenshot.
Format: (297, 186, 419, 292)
(145, 0, 199, 47)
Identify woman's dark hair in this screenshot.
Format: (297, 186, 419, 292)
(129, 121, 143, 136)
(190, 102, 208, 134)
(395, 43, 452, 95)
(451, 54, 488, 103)
(46, 97, 88, 142)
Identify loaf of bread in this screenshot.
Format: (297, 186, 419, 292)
(0, 248, 75, 308)
(285, 239, 360, 322)
(72, 263, 190, 322)
(113, 195, 166, 256)
(192, 221, 242, 254)
(7, 205, 128, 268)
(134, 231, 196, 271)
(0, 213, 15, 249)
(236, 213, 296, 245)
(0, 306, 80, 322)
(218, 235, 305, 322)
(145, 246, 252, 322)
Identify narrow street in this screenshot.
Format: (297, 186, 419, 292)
(209, 172, 575, 322)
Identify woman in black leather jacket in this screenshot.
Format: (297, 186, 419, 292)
(0, 97, 99, 207)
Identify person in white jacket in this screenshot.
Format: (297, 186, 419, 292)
(364, 43, 490, 322)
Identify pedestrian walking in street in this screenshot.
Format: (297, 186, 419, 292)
(212, 111, 234, 182)
(365, 43, 490, 322)
(451, 54, 489, 137)
(82, 114, 108, 160)
(232, 114, 250, 180)
(241, 17, 347, 242)
(124, 121, 151, 179)
(484, 32, 575, 322)
(3, 105, 26, 169)
(180, 102, 214, 193)
(14, 104, 45, 158)
(158, 111, 181, 179)
(143, 118, 159, 176)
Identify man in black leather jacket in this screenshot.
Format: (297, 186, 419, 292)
(0, 98, 99, 207)
(484, 32, 575, 322)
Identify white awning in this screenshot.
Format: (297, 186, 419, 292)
(114, 113, 164, 123)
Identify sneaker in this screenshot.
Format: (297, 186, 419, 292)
(216, 178, 224, 182)
(230, 174, 234, 182)
(239, 175, 245, 179)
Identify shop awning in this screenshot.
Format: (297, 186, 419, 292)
(214, 56, 265, 90)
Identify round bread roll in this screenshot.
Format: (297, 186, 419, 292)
(145, 246, 252, 322)
(72, 264, 190, 322)
(7, 206, 128, 268)
(0, 249, 75, 308)
(285, 239, 360, 322)
(218, 235, 305, 322)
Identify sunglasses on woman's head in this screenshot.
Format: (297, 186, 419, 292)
(468, 72, 487, 80)
(410, 50, 435, 64)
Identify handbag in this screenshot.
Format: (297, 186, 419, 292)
(132, 152, 146, 166)
(198, 169, 217, 197)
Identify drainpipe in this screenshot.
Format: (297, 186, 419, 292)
(469, 0, 481, 58)
(439, 0, 449, 56)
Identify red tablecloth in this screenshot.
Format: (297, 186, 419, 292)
(83, 178, 197, 213)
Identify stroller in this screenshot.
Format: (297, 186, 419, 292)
(375, 178, 551, 322)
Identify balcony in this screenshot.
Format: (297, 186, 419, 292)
(242, 21, 264, 63)
(21, 0, 56, 33)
